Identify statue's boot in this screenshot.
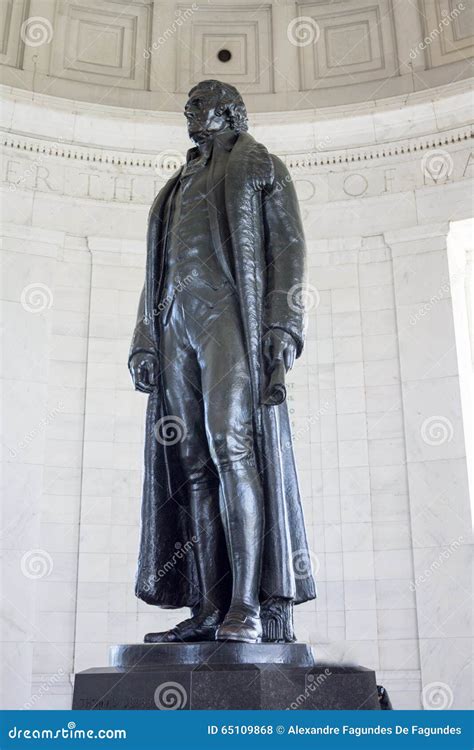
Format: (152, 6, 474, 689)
(215, 463, 264, 643)
(145, 482, 230, 644)
(144, 611, 221, 643)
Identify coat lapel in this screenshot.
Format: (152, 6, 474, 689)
(145, 169, 182, 323)
(206, 145, 236, 288)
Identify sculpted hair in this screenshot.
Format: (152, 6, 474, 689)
(188, 79, 249, 133)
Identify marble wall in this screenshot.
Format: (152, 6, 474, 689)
(1, 80, 472, 710)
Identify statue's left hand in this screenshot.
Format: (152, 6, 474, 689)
(129, 351, 158, 394)
(262, 329, 297, 373)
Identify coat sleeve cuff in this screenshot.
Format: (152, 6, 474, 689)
(265, 324, 304, 358)
(128, 347, 157, 368)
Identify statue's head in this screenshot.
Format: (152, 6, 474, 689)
(185, 80, 248, 144)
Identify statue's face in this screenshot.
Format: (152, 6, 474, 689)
(184, 88, 229, 143)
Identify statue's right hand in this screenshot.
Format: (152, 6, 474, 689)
(129, 352, 158, 394)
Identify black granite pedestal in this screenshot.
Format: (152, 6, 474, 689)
(72, 643, 381, 710)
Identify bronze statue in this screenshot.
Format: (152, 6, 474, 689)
(129, 80, 316, 644)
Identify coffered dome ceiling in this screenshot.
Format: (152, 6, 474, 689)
(0, 0, 473, 111)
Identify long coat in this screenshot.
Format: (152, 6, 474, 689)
(130, 132, 316, 609)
